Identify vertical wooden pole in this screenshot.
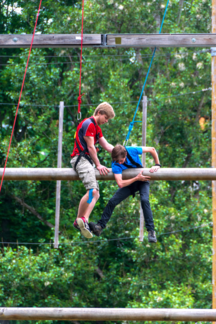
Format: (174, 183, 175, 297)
(139, 95, 147, 242)
(142, 96, 147, 167)
(54, 101, 64, 249)
(212, 0, 216, 312)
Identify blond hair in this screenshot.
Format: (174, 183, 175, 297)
(94, 102, 115, 119)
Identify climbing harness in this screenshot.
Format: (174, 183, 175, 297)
(74, 117, 100, 171)
(74, 140, 93, 172)
(124, 0, 170, 146)
(122, 149, 144, 198)
(123, 149, 143, 169)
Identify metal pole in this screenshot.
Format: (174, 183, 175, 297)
(2, 308, 216, 321)
(54, 102, 64, 249)
(3, 168, 216, 181)
(139, 95, 147, 242)
(213, 0, 216, 313)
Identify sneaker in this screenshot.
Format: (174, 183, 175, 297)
(73, 219, 80, 232)
(89, 222, 103, 237)
(77, 217, 93, 239)
(148, 230, 157, 243)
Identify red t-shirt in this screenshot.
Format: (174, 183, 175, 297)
(71, 116, 103, 157)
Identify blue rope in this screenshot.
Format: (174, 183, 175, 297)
(124, 0, 170, 144)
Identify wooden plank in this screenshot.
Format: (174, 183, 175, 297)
(106, 34, 216, 47)
(1, 34, 216, 48)
(0, 34, 102, 48)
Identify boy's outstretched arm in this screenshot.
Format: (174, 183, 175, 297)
(99, 137, 114, 153)
(84, 136, 109, 175)
(142, 146, 161, 173)
(114, 172, 151, 189)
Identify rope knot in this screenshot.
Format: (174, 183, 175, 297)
(77, 93, 85, 105)
(77, 93, 85, 117)
(129, 122, 134, 131)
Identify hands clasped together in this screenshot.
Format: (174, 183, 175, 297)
(96, 164, 161, 179)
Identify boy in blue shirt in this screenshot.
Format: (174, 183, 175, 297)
(89, 144, 161, 243)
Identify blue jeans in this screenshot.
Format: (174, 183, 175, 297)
(98, 181, 154, 231)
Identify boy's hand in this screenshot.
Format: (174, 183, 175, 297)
(96, 164, 110, 175)
(149, 165, 160, 173)
(136, 171, 151, 182)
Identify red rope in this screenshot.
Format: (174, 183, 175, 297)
(77, 0, 85, 115)
(0, 0, 43, 193)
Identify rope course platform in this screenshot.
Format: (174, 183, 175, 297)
(1, 34, 216, 48)
(1, 168, 216, 181)
(0, 308, 216, 321)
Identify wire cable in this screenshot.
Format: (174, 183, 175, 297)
(0, 0, 43, 193)
(0, 88, 211, 108)
(0, 48, 209, 59)
(0, 49, 210, 66)
(0, 222, 212, 246)
(124, 0, 170, 145)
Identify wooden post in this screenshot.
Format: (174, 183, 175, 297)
(54, 102, 64, 249)
(213, 0, 216, 313)
(142, 96, 147, 167)
(139, 95, 147, 242)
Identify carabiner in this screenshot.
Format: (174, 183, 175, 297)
(77, 112, 82, 120)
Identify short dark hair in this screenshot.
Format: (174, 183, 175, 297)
(111, 145, 127, 162)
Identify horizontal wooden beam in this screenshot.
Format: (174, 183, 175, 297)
(1, 308, 216, 321)
(0, 34, 102, 48)
(1, 168, 216, 181)
(0, 34, 216, 48)
(106, 34, 216, 47)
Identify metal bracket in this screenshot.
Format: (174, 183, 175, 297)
(102, 34, 107, 46)
(115, 37, 122, 45)
(211, 47, 216, 56)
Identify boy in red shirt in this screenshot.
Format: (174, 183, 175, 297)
(71, 102, 115, 238)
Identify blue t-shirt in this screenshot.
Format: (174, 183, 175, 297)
(112, 146, 143, 174)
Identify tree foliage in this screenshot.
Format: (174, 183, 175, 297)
(0, 0, 213, 323)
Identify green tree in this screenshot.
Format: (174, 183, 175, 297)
(0, 0, 213, 322)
